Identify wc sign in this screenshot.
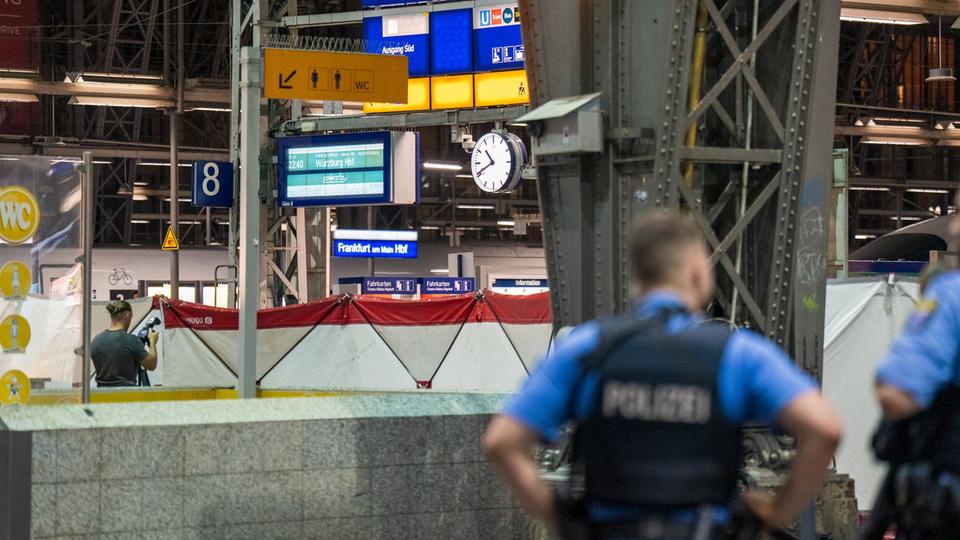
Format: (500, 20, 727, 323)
(0, 186, 39, 245)
(191, 160, 234, 208)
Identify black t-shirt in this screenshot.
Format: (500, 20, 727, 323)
(91, 330, 148, 387)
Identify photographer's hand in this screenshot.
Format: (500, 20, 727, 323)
(142, 330, 159, 371)
(148, 329, 159, 346)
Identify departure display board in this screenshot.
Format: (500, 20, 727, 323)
(278, 132, 393, 207)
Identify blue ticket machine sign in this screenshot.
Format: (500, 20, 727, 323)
(191, 160, 234, 207)
(362, 278, 417, 294)
(420, 277, 475, 294)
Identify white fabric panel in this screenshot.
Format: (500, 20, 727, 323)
(823, 277, 920, 510)
(0, 295, 81, 388)
(196, 327, 312, 380)
(373, 324, 461, 381)
(432, 322, 528, 392)
(261, 324, 413, 390)
(161, 328, 236, 387)
(500, 323, 553, 372)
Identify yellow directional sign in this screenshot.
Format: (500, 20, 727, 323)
(263, 48, 409, 103)
(0, 370, 29, 405)
(161, 226, 180, 251)
(0, 314, 30, 354)
(0, 261, 30, 300)
(0, 185, 40, 245)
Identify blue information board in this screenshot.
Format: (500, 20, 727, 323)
(473, 4, 524, 71)
(362, 278, 417, 294)
(430, 9, 473, 75)
(191, 160, 233, 207)
(364, 15, 430, 77)
(420, 277, 475, 294)
(492, 278, 548, 288)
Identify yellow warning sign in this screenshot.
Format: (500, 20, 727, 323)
(263, 48, 408, 103)
(0, 261, 30, 300)
(0, 315, 30, 354)
(0, 370, 29, 405)
(0, 185, 40, 245)
(161, 226, 180, 251)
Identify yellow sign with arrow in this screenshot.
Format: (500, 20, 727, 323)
(263, 48, 408, 103)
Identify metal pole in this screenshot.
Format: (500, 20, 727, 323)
(169, 0, 184, 300)
(81, 151, 94, 404)
(238, 46, 261, 398)
(228, 0, 242, 308)
(324, 208, 332, 296)
(366, 207, 374, 276)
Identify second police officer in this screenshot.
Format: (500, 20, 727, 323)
(483, 212, 843, 539)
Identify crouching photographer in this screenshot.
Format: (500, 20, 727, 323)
(92, 300, 158, 387)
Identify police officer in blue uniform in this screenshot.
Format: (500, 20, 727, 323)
(483, 212, 842, 539)
(870, 265, 960, 538)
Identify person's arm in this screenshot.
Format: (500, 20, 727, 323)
(759, 392, 842, 528)
(481, 322, 600, 534)
(875, 276, 960, 418)
(141, 330, 158, 371)
(725, 332, 841, 529)
(482, 416, 558, 531)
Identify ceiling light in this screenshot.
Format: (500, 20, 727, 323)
(456, 226, 483, 231)
(854, 117, 876, 127)
(133, 194, 148, 201)
(497, 220, 515, 226)
(861, 136, 930, 146)
(839, 8, 927, 25)
(935, 120, 956, 130)
(454, 174, 474, 179)
(849, 186, 890, 192)
(430, 268, 449, 274)
(133, 181, 149, 186)
(854, 234, 877, 240)
(66, 71, 163, 83)
(140, 162, 192, 168)
(69, 95, 171, 108)
(0, 92, 38, 103)
(422, 161, 463, 171)
(457, 204, 495, 210)
(906, 188, 949, 194)
(420, 225, 441, 230)
(890, 216, 922, 222)
(131, 219, 150, 224)
(873, 117, 926, 125)
(928, 16, 956, 83)
(117, 182, 133, 196)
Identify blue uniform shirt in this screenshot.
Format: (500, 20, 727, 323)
(502, 291, 817, 521)
(877, 271, 960, 408)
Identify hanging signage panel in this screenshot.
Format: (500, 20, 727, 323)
(474, 69, 529, 107)
(191, 160, 234, 208)
(361, 278, 417, 294)
(263, 48, 408, 102)
(473, 3, 524, 72)
(363, 13, 430, 77)
(420, 277, 475, 295)
(430, 8, 473, 75)
(364, 77, 431, 113)
(431, 74, 474, 110)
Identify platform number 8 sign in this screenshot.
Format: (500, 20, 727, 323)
(191, 160, 234, 208)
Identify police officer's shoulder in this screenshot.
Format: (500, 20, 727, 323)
(550, 320, 601, 360)
(922, 267, 960, 298)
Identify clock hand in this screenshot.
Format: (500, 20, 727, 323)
(476, 162, 494, 175)
(485, 150, 496, 165)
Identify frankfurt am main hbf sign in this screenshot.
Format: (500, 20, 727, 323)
(332, 229, 418, 260)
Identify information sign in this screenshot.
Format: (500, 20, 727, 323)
(362, 277, 417, 294)
(420, 277, 475, 295)
(364, 13, 430, 77)
(473, 3, 524, 72)
(430, 9, 473, 75)
(474, 69, 529, 107)
(191, 160, 234, 208)
(333, 229, 418, 259)
(263, 48, 408, 103)
(0, 185, 39, 244)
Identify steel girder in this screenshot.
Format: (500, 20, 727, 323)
(522, 0, 840, 378)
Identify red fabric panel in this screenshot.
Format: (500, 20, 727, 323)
(482, 291, 552, 324)
(160, 290, 552, 330)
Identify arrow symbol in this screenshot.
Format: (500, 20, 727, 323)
(279, 70, 296, 89)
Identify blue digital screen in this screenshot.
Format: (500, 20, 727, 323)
(420, 277, 475, 294)
(362, 277, 417, 294)
(430, 9, 473, 75)
(334, 239, 418, 259)
(191, 160, 233, 208)
(277, 132, 393, 208)
(364, 16, 430, 77)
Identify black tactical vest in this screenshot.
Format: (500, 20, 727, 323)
(572, 315, 740, 507)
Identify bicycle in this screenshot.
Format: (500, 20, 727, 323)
(107, 267, 134, 286)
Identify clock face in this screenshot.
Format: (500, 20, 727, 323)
(471, 132, 521, 193)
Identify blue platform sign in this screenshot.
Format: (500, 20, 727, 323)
(420, 277, 475, 294)
(473, 3, 524, 72)
(430, 9, 473, 75)
(362, 277, 417, 294)
(332, 229, 418, 259)
(364, 13, 430, 77)
(191, 160, 233, 207)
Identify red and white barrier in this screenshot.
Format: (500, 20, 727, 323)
(157, 291, 553, 392)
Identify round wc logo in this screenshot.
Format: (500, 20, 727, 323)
(0, 370, 29, 405)
(0, 314, 30, 354)
(0, 186, 40, 244)
(0, 261, 30, 300)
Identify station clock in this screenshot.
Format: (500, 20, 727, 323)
(470, 132, 527, 193)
